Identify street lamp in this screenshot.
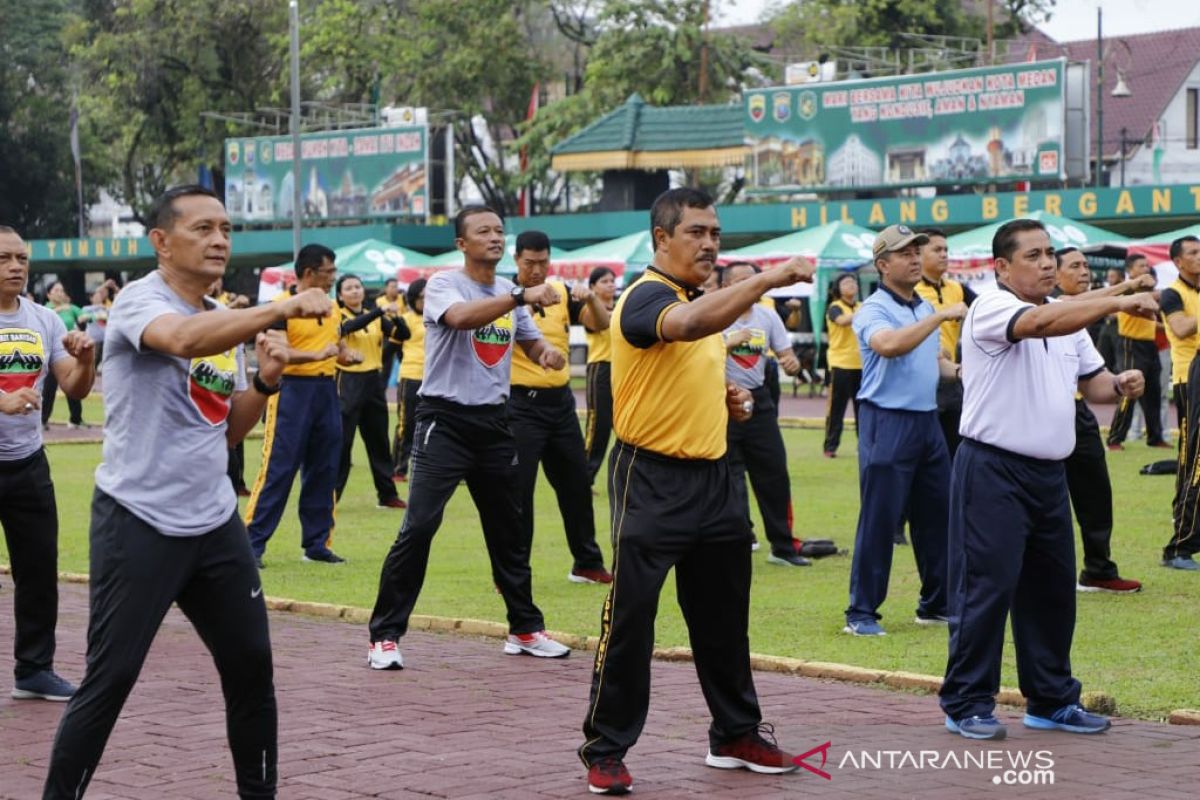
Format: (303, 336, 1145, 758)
(1095, 9, 1134, 187)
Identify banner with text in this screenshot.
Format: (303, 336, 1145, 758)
(224, 126, 428, 224)
(745, 59, 1066, 192)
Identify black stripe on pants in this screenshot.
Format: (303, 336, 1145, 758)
(45, 491, 276, 800)
(369, 399, 545, 641)
(1107, 338, 1164, 445)
(584, 361, 613, 484)
(727, 387, 794, 556)
(1166, 358, 1200, 559)
(823, 367, 861, 454)
(0, 449, 59, 680)
(1064, 400, 1119, 581)
(1171, 380, 1191, 524)
(508, 386, 606, 571)
(940, 439, 1081, 722)
(336, 370, 399, 504)
(580, 441, 760, 765)
(392, 378, 422, 476)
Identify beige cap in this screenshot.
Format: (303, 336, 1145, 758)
(873, 224, 930, 258)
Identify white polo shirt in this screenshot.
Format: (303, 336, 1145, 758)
(959, 287, 1105, 460)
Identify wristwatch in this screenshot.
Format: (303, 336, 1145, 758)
(253, 373, 282, 396)
(510, 286, 526, 307)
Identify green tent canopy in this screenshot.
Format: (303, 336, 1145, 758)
(946, 212, 1131, 268)
(721, 221, 878, 268)
(427, 234, 572, 277)
(556, 231, 654, 278)
(257, 238, 435, 302)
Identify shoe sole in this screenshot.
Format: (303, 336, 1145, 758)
(704, 753, 798, 774)
(1075, 583, 1141, 594)
(1161, 561, 1200, 571)
(914, 617, 949, 625)
(302, 557, 345, 564)
(502, 643, 570, 658)
(841, 625, 885, 637)
(367, 659, 404, 671)
(945, 719, 1007, 740)
(10, 689, 71, 702)
(376, 504, 407, 509)
(766, 555, 811, 567)
(1022, 715, 1110, 734)
(587, 783, 631, 795)
(568, 572, 609, 584)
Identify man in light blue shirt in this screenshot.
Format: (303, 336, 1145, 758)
(844, 225, 965, 637)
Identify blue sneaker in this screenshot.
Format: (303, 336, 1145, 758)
(1161, 556, 1200, 571)
(945, 715, 1007, 740)
(842, 620, 886, 636)
(1023, 704, 1111, 734)
(11, 670, 76, 702)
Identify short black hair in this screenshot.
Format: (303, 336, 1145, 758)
(1054, 246, 1080, 267)
(454, 205, 501, 239)
(384, 278, 397, 287)
(514, 230, 551, 256)
(921, 227, 948, 239)
(0, 223, 18, 236)
(147, 185, 221, 231)
(650, 187, 714, 239)
(588, 266, 615, 286)
(335, 273, 361, 299)
(406, 278, 427, 309)
(830, 271, 859, 295)
(993, 218, 1048, 261)
(719, 260, 759, 286)
(295, 243, 336, 277)
(1124, 253, 1147, 269)
(1170, 235, 1200, 261)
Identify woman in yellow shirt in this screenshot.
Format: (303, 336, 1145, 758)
(335, 274, 408, 508)
(583, 267, 617, 484)
(823, 272, 863, 457)
(392, 278, 427, 481)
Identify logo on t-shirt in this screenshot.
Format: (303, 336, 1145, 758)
(730, 328, 767, 370)
(473, 314, 513, 368)
(0, 328, 45, 392)
(188, 349, 238, 425)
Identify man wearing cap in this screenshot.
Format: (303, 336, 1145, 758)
(940, 219, 1153, 740)
(843, 224, 964, 637)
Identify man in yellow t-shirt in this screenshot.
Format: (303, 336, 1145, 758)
(1107, 254, 1168, 449)
(509, 231, 612, 584)
(244, 244, 349, 566)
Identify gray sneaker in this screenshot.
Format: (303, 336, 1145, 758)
(12, 670, 76, 701)
(503, 631, 570, 658)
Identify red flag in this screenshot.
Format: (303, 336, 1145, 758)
(519, 82, 540, 217)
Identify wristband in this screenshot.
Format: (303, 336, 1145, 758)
(253, 373, 282, 396)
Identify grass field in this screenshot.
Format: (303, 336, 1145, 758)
(6, 394, 1198, 721)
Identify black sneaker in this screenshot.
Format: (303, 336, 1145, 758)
(12, 670, 76, 701)
(302, 551, 346, 564)
(767, 551, 811, 566)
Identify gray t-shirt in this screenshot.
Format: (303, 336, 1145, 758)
(419, 269, 541, 406)
(94, 271, 247, 536)
(0, 298, 68, 461)
(724, 304, 792, 390)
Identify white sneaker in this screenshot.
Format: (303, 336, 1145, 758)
(503, 631, 570, 658)
(367, 640, 404, 670)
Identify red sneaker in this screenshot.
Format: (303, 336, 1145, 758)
(392, 473, 407, 483)
(1077, 575, 1142, 594)
(1106, 443, 1124, 452)
(1149, 441, 1174, 449)
(569, 566, 613, 584)
(587, 757, 632, 795)
(377, 497, 407, 509)
(705, 724, 798, 774)
(823, 451, 837, 458)
(235, 487, 252, 497)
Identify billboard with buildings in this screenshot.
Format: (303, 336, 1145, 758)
(744, 59, 1067, 192)
(224, 126, 428, 224)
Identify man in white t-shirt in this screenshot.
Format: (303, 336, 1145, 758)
(939, 218, 1155, 742)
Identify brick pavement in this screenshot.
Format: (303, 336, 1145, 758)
(1, 581, 1195, 799)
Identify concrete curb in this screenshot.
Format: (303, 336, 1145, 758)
(1, 566, 1130, 720)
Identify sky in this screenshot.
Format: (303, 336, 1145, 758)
(716, 0, 1200, 43)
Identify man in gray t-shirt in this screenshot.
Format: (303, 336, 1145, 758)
(0, 225, 96, 704)
(366, 206, 572, 670)
(720, 263, 807, 567)
(44, 186, 331, 800)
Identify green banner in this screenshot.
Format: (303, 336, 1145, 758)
(745, 59, 1066, 192)
(224, 126, 428, 225)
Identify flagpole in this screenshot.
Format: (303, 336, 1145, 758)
(70, 94, 85, 238)
(289, 0, 302, 260)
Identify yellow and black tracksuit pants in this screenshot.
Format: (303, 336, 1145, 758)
(823, 367, 861, 454)
(336, 370, 400, 505)
(1107, 338, 1164, 446)
(0, 449, 60, 681)
(508, 385, 606, 571)
(1064, 400, 1120, 581)
(1166, 358, 1200, 560)
(727, 386, 794, 557)
(579, 440, 762, 765)
(392, 378, 422, 477)
(369, 398, 545, 641)
(584, 362, 612, 484)
(244, 376, 341, 559)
